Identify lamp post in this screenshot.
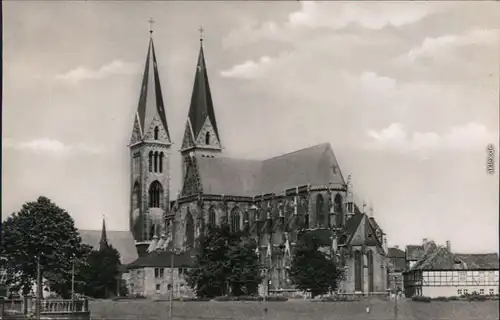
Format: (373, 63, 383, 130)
(169, 249, 179, 319)
(71, 254, 75, 312)
(35, 255, 41, 320)
(393, 276, 398, 320)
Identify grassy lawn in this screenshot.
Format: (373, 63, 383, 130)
(90, 299, 499, 320)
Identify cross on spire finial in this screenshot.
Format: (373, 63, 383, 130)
(199, 26, 204, 42)
(148, 17, 155, 35)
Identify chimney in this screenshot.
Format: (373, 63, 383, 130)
(422, 238, 428, 251)
(446, 240, 451, 252)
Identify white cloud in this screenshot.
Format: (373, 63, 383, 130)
(3, 138, 104, 156)
(408, 28, 500, 62)
(366, 122, 496, 158)
(55, 60, 140, 84)
(224, 2, 441, 48)
(220, 56, 272, 79)
(287, 2, 434, 30)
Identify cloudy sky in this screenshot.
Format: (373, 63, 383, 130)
(2, 1, 499, 253)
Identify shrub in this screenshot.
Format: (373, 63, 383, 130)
(412, 296, 431, 303)
(432, 296, 449, 301)
(468, 295, 487, 301)
(212, 295, 286, 302)
(448, 296, 459, 301)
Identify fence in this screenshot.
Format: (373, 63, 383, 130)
(0, 297, 90, 320)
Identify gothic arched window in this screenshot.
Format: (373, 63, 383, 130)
(316, 194, 325, 228)
(159, 152, 164, 173)
(205, 132, 210, 145)
(148, 151, 153, 172)
(132, 182, 140, 212)
(148, 181, 163, 208)
(208, 206, 216, 227)
(367, 250, 374, 293)
(354, 251, 363, 292)
(230, 207, 241, 232)
(185, 212, 194, 249)
(154, 126, 159, 140)
(334, 194, 344, 228)
(153, 152, 158, 172)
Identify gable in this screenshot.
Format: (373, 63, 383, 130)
(130, 115, 143, 145)
(144, 115, 171, 143)
(194, 117, 221, 148)
(364, 217, 382, 247)
(181, 122, 196, 150)
(347, 215, 366, 246)
(182, 158, 202, 197)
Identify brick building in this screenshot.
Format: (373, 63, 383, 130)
(126, 30, 389, 297)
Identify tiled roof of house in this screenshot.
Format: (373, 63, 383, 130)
(455, 253, 499, 269)
(127, 248, 197, 269)
(195, 143, 346, 197)
(79, 230, 138, 265)
(406, 244, 425, 261)
(409, 244, 499, 271)
(411, 246, 457, 271)
(388, 247, 405, 259)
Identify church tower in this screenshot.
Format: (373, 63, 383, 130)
(129, 26, 171, 252)
(180, 31, 222, 176)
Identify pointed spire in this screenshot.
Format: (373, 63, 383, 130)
(183, 30, 221, 148)
(134, 24, 171, 143)
(99, 215, 108, 251)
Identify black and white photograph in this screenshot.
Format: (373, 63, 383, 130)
(1, 1, 499, 319)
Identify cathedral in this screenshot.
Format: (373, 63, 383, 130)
(126, 29, 389, 296)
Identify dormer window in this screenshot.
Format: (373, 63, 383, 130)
(154, 126, 159, 140)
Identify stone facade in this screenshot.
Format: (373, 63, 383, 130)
(128, 267, 194, 298)
(126, 34, 389, 297)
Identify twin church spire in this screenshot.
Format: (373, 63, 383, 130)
(130, 23, 220, 152)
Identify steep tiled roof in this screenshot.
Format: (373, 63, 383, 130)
(455, 253, 499, 269)
(79, 230, 138, 265)
(406, 245, 425, 261)
(411, 246, 456, 271)
(388, 247, 405, 259)
(127, 248, 197, 269)
(195, 143, 345, 197)
(257, 143, 345, 194)
(368, 217, 381, 233)
(343, 213, 363, 243)
(389, 247, 406, 272)
(196, 157, 261, 196)
(408, 244, 498, 271)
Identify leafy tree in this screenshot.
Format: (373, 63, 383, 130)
(78, 244, 122, 299)
(289, 231, 343, 298)
(0, 196, 92, 298)
(186, 223, 262, 298)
